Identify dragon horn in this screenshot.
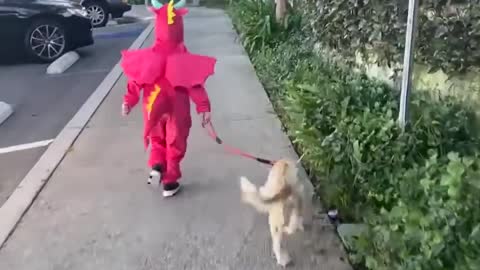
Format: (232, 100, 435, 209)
(173, 0, 187, 8)
(151, 0, 163, 9)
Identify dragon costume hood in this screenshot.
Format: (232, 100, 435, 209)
(150, 2, 187, 45)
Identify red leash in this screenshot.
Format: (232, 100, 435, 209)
(202, 121, 275, 166)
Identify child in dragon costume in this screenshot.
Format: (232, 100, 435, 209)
(120, 0, 216, 197)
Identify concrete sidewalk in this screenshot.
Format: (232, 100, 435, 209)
(0, 8, 350, 270)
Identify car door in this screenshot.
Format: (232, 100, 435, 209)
(0, 0, 39, 52)
(0, 1, 17, 37)
(0, 0, 29, 51)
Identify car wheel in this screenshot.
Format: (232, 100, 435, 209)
(24, 19, 68, 63)
(85, 2, 109, 28)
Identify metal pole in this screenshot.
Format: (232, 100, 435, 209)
(398, 0, 419, 129)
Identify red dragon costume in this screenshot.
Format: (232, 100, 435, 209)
(120, 0, 216, 197)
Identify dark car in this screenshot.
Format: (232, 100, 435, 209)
(0, 0, 94, 63)
(79, 0, 131, 28)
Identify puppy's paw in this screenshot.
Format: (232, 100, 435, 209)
(283, 225, 295, 235)
(284, 216, 305, 235)
(276, 251, 292, 267)
(259, 185, 271, 197)
(240, 177, 257, 193)
(283, 224, 303, 235)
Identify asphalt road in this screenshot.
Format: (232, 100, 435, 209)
(0, 22, 148, 206)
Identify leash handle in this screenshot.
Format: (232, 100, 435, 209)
(203, 121, 275, 166)
(202, 120, 222, 144)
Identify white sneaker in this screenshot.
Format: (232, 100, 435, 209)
(147, 170, 161, 186)
(162, 182, 181, 197)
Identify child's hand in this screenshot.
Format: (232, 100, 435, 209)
(121, 102, 131, 116)
(201, 112, 211, 127)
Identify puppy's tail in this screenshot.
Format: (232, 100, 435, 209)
(240, 177, 272, 213)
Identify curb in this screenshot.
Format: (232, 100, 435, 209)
(46, 51, 80, 75)
(0, 23, 154, 249)
(0, 101, 13, 126)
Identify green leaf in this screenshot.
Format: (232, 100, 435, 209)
(365, 256, 378, 269)
(420, 177, 432, 191)
(446, 160, 465, 177)
(447, 152, 460, 162)
(447, 186, 458, 198)
(296, 84, 319, 93)
(390, 205, 405, 219)
(440, 175, 453, 187)
(353, 140, 362, 162)
(470, 224, 480, 239)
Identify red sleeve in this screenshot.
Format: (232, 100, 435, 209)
(187, 85, 211, 113)
(124, 80, 141, 107)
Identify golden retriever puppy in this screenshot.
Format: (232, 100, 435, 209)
(239, 159, 311, 267)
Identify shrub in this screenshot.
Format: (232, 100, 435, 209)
(280, 57, 479, 220)
(301, 0, 480, 75)
(352, 152, 480, 270)
(227, 0, 302, 54)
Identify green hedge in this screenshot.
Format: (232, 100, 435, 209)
(300, 0, 480, 76)
(227, 0, 480, 269)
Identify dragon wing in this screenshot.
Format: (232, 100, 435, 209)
(164, 53, 217, 88)
(120, 48, 167, 85)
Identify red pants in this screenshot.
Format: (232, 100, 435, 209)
(144, 91, 192, 184)
(124, 81, 210, 184)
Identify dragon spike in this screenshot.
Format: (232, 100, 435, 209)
(173, 0, 187, 8)
(151, 0, 163, 9)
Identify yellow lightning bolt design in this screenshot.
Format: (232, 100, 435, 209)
(167, 0, 175, 25)
(146, 84, 161, 118)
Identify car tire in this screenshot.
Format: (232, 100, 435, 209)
(84, 1, 109, 28)
(24, 18, 69, 63)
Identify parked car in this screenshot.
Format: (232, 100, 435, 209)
(0, 0, 94, 63)
(79, 0, 132, 28)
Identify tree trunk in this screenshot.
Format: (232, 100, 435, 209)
(275, 0, 287, 23)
